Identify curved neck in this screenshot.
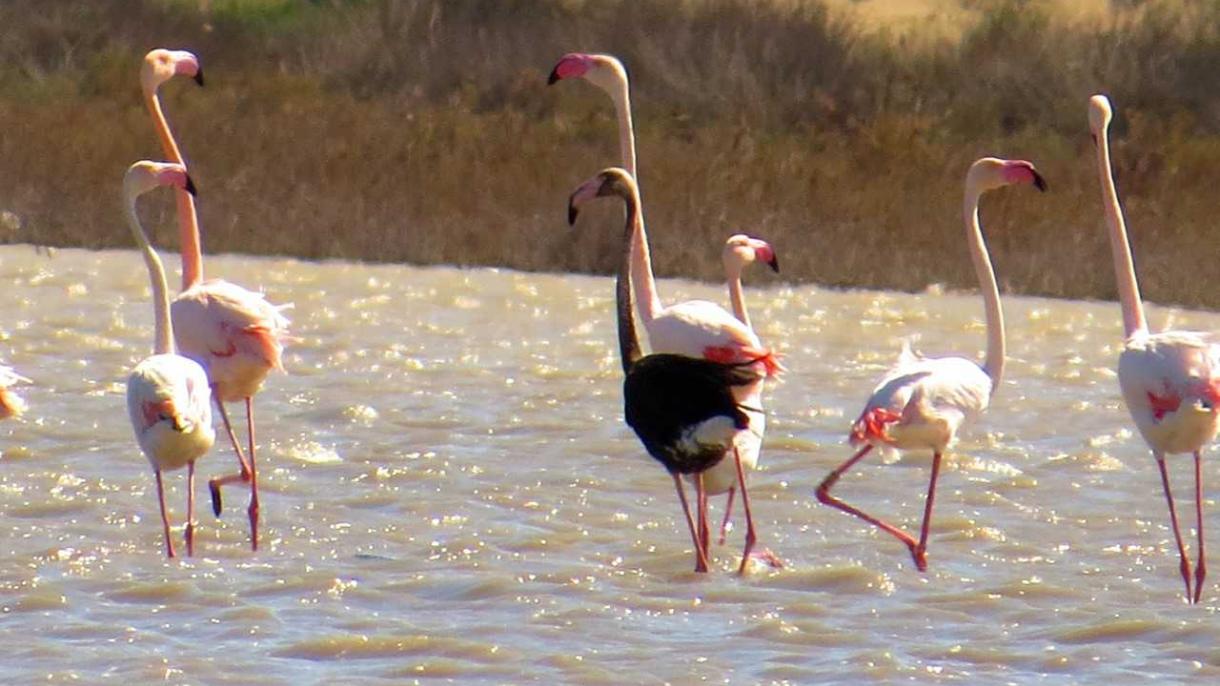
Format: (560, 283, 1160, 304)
(725, 266, 751, 329)
(607, 75, 661, 322)
(125, 194, 175, 356)
(144, 87, 203, 290)
(616, 185, 644, 373)
(963, 186, 1005, 388)
(1094, 127, 1147, 338)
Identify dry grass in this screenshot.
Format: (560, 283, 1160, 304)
(3, 0, 1220, 307)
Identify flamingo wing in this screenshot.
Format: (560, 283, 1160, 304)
(648, 300, 782, 376)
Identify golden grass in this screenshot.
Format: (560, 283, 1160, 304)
(2, 0, 1220, 308)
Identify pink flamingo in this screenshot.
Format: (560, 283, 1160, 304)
(142, 49, 289, 551)
(123, 160, 217, 558)
(1090, 95, 1220, 603)
(551, 53, 783, 569)
(816, 157, 1046, 571)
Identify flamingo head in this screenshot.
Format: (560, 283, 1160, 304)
(547, 53, 628, 93)
(567, 167, 635, 225)
(141, 49, 204, 94)
(1088, 94, 1113, 140)
(124, 160, 196, 201)
(723, 234, 779, 274)
(967, 157, 1047, 195)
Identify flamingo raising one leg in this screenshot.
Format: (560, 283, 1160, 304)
(1089, 94, 1220, 604)
(570, 167, 770, 575)
(816, 157, 1046, 572)
(123, 161, 216, 558)
(142, 49, 289, 551)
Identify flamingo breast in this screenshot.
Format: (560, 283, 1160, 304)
(127, 353, 216, 471)
(1119, 331, 1220, 455)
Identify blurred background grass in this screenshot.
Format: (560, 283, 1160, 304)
(2, 0, 1220, 307)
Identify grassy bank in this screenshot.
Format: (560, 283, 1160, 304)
(2, 0, 1220, 308)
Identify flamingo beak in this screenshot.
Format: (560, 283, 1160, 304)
(567, 177, 601, 226)
(184, 174, 198, 196)
(1031, 170, 1048, 192)
(194, 69, 205, 87)
(547, 65, 561, 86)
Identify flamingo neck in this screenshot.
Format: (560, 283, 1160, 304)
(725, 266, 751, 329)
(605, 73, 661, 323)
(144, 88, 203, 291)
(616, 184, 644, 373)
(125, 195, 175, 356)
(963, 186, 1005, 388)
(1095, 127, 1147, 338)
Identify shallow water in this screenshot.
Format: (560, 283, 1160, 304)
(1, 244, 1219, 684)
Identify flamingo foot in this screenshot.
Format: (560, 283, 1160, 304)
(747, 548, 784, 571)
(1194, 563, 1206, 604)
(910, 543, 929, 572)
(1178, 557, 1194, 604)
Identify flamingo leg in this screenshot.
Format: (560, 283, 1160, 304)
(717, 487, 736, 545)
(672, 473, 709, 572)
(1156, 453, 1194, 603)
(911, 451, 943, 572)
(817, 444, 922, 565)
(734, 447, 783, 575)
(207, 394, 252, 517)
(185, 461, 196, 557)
(696, 473, 710, 568)
(246, 398, 261, 552)
(154, 469, 175, 559)
(1194, 450, 1207, 604)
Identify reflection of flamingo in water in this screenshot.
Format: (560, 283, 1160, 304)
(550, 53, 783, 565)
(570, 167, 776, 575)
(816, 157, 1046, 572)
(123, 160, 216, 558)
(141, 49, 290, 551)
(1089, 94, 1220, 604)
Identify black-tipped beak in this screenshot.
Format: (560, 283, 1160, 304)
(193, 69, 205, 87)
(1032, 170, 1047, 192)
(184, 175, 198, 196)
(567, 202, 579, 226)
(547, 67, 560, 86)
(767, 255, 780, 273)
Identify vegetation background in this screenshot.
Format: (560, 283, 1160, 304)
(3, 0, 1220, 307)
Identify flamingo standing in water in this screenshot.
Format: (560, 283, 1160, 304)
(570, 167, 766, 574)
(123, 160, 216, 558)
(1089, 95, 1220, 604)
(142, 49, 289, 551)
(816, 157, 1046, 571)
(550, 53, 782, 567)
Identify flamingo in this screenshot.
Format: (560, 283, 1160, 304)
(816, 157, 1046, 571)
(142, 48, 289, 551)
(550, 53, 783, 567)
(1089, 95, 1220, 604)
(0, 367, 29, 419)
(570, 167, 775, 575)
(123, 160, 217, 558)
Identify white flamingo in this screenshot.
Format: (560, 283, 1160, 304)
(142, 49, 290, 551)
(551, 53, 782, 568)
(1090, 94, 1220, 603)
(123, 160, 217, 558)
(816, 157, 1046, 571)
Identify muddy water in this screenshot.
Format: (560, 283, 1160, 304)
(1, 245, 1218, 684)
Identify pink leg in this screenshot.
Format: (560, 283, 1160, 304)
(246, 398, 260, 552)
(817, 445, 922, 560)
(154, 469, 176, 559)
(734, 447, 783, 575)
(696, 473, 711, 568)
(207, 394, 252, 517)
(185, 461, 196, 557)
(1194, 450, 1207, 604)
(910, 451, 943, 572)
(672, 474, 709, 572)
(717, 487, 736, 546)
(1156, 453, 1193, 603)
